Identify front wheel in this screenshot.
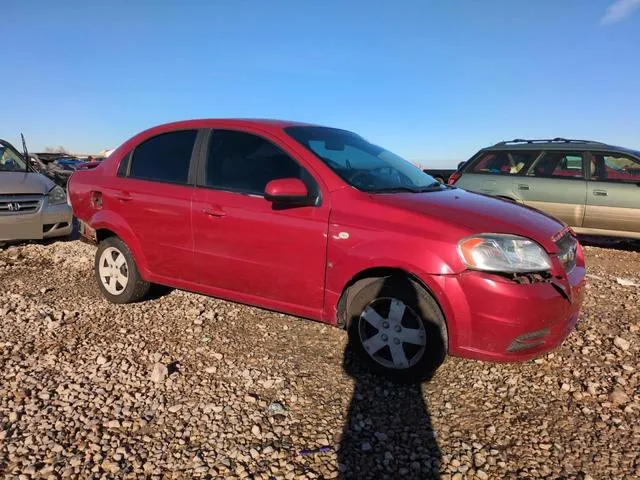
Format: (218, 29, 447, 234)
(347, 276, 447, 383)
(95, 237, 151, 304)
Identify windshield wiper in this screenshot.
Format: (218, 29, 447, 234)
(366, 186, 422, 193)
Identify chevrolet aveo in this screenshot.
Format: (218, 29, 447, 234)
(69, 119, 586, 382)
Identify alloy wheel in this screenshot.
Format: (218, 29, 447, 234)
(358, 297, 427, 369)
(98, 247, 129, 295)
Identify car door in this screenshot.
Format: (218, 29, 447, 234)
(516, 151, 587, 227)
(107, 129, 199, 281)
(191, 128, 330, 317)
(455, 150, 538, 200)
(584, 151, 640, 235)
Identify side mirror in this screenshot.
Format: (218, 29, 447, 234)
(264, 178, 309, 204)
(457, 161, 466, 171)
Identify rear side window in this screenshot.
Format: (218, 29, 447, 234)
(467, 150, 538, 175)
(591, 152, 640, 183)
(529, 152, 584, 179)
(129, 130, 197, 184)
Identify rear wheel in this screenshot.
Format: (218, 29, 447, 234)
(346, 276, 447, 383)
(95, 237, 150, 304)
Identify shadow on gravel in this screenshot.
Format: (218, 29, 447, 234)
(338, 276, 441, 479)
(338, 350, 441, 479)
(146, 284, 174, 300)
(578, 235, 640, 252)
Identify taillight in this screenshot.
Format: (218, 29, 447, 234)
(448, 171, 462, 185)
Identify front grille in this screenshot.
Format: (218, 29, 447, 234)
(0, 194, 43, 216)
(555, 232, 578, 272)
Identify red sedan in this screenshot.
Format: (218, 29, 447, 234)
(68, 119, 585, 382)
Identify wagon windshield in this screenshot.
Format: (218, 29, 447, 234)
(285, 126, 440, 193)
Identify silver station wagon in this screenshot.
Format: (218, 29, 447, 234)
(450, 138, 640, 240)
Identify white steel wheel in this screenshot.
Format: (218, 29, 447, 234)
(98, 247, 129, 295)
(358, 297, 427, 370)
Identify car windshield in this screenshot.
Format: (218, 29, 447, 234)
(0, 144, 27, 172)
(285, 126, 441, 192)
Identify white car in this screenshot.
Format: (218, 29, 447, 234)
(0, 139, 73, 242)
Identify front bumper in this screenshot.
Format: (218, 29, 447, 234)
(433, 260, 586, 362)
(0, 198, 73, 241)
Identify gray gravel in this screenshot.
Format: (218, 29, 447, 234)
(0, 240, 638, 479)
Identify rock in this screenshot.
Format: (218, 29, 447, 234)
(476, 470, 489, 480)
(609, 389, 630, 406)
(616, 277, 638, 287)
(96, 356, 107, 365)
(374, 431, 388, 441)
(361, 442, 372, 452)
(244, 394, 258, 403)
(613, 337, 630, 351)
(251, 425, 261, 438)
(265, 402, 287, 416)
(474, 453, 487, 467)
(168, 404, 182, 413)
(150, 363, 168, 383)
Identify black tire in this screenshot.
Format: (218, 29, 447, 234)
(346, 276, 447, 383)
(94, 236, 151, 304)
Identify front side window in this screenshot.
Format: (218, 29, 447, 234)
(0, 144, 27, 172)
(286, 126, 439, 192)
(592, 152, 640, 183)
(528, 152, 584, 179)
(129, 130, 197, 184)
(205, 130, 309, 195)
(467, 150, 538, 176)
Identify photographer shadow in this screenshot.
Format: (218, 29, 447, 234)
(337, 277, 443, 479)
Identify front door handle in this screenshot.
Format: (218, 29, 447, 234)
(202, 206, 226, 217)
(115, 192, 133, 202)
(517, 184, 530, 191)
(593, 189, 608, 197)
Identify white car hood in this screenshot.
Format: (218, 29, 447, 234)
(0, 172, 54, 195)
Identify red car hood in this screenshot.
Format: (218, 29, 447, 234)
(370, 188, 566, 253)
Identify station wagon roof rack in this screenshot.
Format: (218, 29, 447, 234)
(495, 138, 606, 146)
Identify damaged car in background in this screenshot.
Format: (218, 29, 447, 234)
(29, 152, 102, 188)
(0, 137, 73, 242)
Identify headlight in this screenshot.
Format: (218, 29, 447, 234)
(458, 234, 551, 273)
(47, 185, 66, 206)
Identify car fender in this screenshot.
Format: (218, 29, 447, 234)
(88, 209, 151, 279)
(323, 235, 459, 333)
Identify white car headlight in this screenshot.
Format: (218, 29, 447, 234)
(47, 185, 66, 206)
(458, 234, 552, 273)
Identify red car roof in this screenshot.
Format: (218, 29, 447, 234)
(147, 118, 320, 131)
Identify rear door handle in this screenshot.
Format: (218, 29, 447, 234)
(517, 184, 530, 191)
(202, 206, 226, 217)
(593, 189, 608, 197)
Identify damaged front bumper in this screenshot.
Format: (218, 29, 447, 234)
(431, 257, 586, 363)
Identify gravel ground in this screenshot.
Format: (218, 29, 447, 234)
(0, 239, 638, 479)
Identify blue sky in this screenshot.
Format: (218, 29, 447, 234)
(3, 0, 640, 167)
